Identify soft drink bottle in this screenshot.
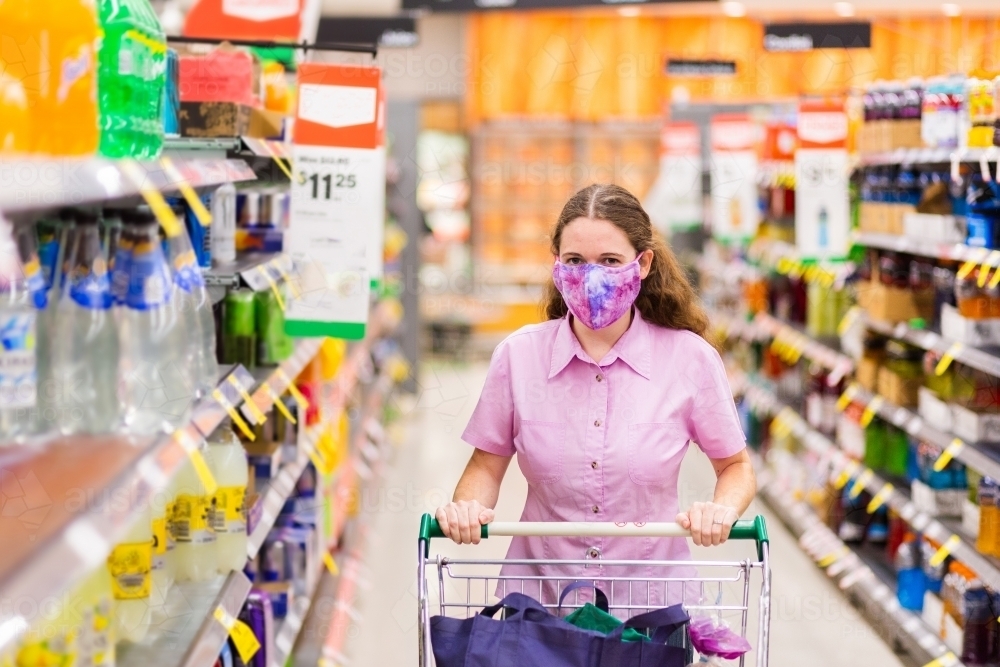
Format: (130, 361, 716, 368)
(0, 219, 41, 441)
(118, 211, 194, 433)
(96, 0, 167, 158)
(48, 212, 120, 434)
(207, 421, 248, 573)
(164, 220, 219, 397)
(40, 0, 100, 155)
(171, 452, 217, 582)
(107, 505, 152, 643)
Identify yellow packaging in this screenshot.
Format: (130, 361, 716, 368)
(171, 494, 214, 544)
(211, 486, 247, 534)
(320, 338, 347, 381)
(107, 542, 152, 600)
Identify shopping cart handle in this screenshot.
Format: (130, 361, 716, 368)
(419, 514, 769, 559)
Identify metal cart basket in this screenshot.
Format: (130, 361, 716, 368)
(417, 515, 771, 667)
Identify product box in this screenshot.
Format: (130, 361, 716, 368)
(857, 280, 935, 323)
(236, 228, 284, 253)
(256, 581, 293, 619)
(877, 366, 921, 407)
(940, 303, 1000, 346)
(890, 120, 924, 150)
(963, 498, 981, 539)
(911, 479, 966, 517)
(180, 101, 252, 138)
(952, 403, 1000, 443)
(918, 386, 955, 434)
(922, 591, 944, 639)
(248, 107, 284, 140)
(903, 213, 967, 245)
(178, 46, 260, 106)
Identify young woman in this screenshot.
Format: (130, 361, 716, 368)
(435, 183, 755, 609)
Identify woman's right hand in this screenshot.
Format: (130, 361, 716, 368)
(435, 500, 495, 545)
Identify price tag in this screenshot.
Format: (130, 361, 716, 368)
(848, 469, 874, 499)
(257, 265, 286, 311)
(979, 250, 1000, 287)
(213, 388, 256, 441)
(833, 461, 859, 490)
(323, 551, 340, 576)
(817, 546, 850, 568)
(276, 369, 310, 411)
(837, 306, 862, 337)
(175, 430, 218, 496)
(228, 375, 267, 425)
(922, 651, 959, 667)
(262, 381, 297, 424)
(160, 157, 212, 226)
(934, 341, 965, 376)
(214, 607, 261, 664)
(272, 258, 301, 299)
(260, 140, 294, 180)
(860, 396, 884, 428)
(866, 483, 894, 513)
(836, 384, 859, 412)
(929, 535, 961, 567)
(120, 160, 183, 238)
(933, 438, 965, 472)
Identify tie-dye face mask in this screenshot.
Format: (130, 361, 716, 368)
(552, 258, 642, 330)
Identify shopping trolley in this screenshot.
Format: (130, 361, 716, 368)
(417, 514, 771, 667)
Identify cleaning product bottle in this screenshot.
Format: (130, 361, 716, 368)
(42, 0, 100, 155)
(118, 210, 193, 434)
(96, 0, 167, 158)
(163, 221, 218, 397)
(171, 452, 217, 582)
(208, 421, 249, 573)
(49, 212, 120, 434)
(107, 504, 152, 644)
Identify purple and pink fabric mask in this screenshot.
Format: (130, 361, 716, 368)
(552, 258, 642, 330)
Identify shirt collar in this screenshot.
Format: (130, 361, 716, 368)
(548, 310, 652, 380)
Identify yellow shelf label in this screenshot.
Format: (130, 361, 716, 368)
(214, 607, 261, 664)
(934, 439, 965, 472)
(213, 389, 256, 441)
(860, 396, 884, 428)
(263, 381, 297, 424)
(848, 469, 874, 499)
(229, 375, 267, 425)
(934, 342, 965, 376)
(836, 384, 859, 412)
(866, 483, 894, 513)
(929, 535, 961, 567)
(322, 551, 339, 576)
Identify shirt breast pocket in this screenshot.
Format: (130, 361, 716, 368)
(515, 420, 567, 485)
(627, 422, 688, 486)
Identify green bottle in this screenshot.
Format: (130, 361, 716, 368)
(255, 287, 294, 366)
(864, 419, 887, 472)
(96, 0, 167, 158)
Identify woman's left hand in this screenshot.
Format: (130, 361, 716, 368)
(676, 502, 739, 547)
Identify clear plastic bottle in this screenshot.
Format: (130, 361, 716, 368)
(164, 223, 218, 398)
(171, 453, 217, 582)
(208, 421, 248, 573)
(0, 220, 45, 440)
(49, 212, 120, 434)
(107, 505, 152, 644)
(96, 0, 167, 158)
(118, 212, 194, 434)
(210, 184, 237, 265)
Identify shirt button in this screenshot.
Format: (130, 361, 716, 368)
(594, 419, 601, 427)
(591, 461, 598, 469)
(588, 548, 600, 558)
(596, 375, 603, 382)
(592, 505, 599, 513)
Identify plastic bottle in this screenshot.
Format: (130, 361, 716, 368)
(171, 453, 217, 583)
(149, 483, 172, 616)
(49, 212, 120, 434)
(222, 289, 257, 368)
(208, 421, 248, 573)
(41, 0, 98, 156)
(118, 212, 194, 434)
(96, 0, 167, 158)
(962, 580, 997, 664)
(0, 29, 30, 153)
(107, 504, 152, 643)
(35, 215, 76, 434)
(895, 533, 926, 611)
(15, 586, 78, 667)
(164, 220, 218, 397)
(0, 221, 45, 440)
(977, 477, 1000, 557)
(210, 184, 238, 266)
(256, 288, 293, 366)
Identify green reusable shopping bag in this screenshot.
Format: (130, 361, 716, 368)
(564, 603, 651, 643)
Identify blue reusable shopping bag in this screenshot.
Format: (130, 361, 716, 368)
(429, 590, 690, 667)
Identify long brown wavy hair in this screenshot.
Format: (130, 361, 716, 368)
(543, 183, 711, 341)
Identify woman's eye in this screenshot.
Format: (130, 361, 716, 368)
(602, 258, 620, 266)
(565, 257, 582, 265)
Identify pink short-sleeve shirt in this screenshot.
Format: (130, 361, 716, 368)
(462, 311, 746, 610)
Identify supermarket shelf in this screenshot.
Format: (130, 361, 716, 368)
(856, 146, 999, 167)
(739, 372, 1000, 593)
(243, 339, 324, 423)
(240, 138, 292, 160)
(847, 383, 1000, 495)
(118, 570, 253, 667)
(0, 366, 257, 657)
(203, 253, 291, 289)
(853, 232, 1000, 268)
(0, 158, 257, 214)
(864, 315, 1000, 379)
(163, 137, 242, 160)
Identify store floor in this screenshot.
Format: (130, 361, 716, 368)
(342, 360, 907, 666)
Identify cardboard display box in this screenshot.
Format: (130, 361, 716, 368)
(876, 366, 922, 407)
(857, 279, 935, 323)
(180, 101, 252, 138)
(903, 213, 967, 245)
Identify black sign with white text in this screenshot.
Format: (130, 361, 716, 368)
(317, 16, 419, 48)
(763, 22, 871, 51)
(402, 0, 692, 11)
(666, 59, 737, 76)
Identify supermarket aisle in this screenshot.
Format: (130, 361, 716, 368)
(343, 361, 907, 667)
